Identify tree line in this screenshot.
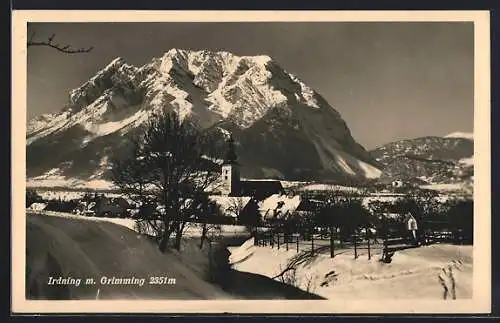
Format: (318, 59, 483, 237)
(266, 190, 473, 245)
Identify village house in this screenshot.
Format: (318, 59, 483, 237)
(391, 180, 405, 189)
(259, 194, 302, 221)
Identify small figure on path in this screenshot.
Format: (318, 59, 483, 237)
(405, 212, 419, 246)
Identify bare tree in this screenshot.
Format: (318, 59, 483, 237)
(232, 197, 263, 240)
(194, 196, 221, 250)
(27, 31, 93, 54)
(111, 108, 220, 252)
(226, 197, 247, 219)
(315, 191, 370, 243)
(198, 196, 249, 249)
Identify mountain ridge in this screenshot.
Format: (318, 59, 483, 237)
(369, 134, 473, 185)
(27, 49, 381, 185)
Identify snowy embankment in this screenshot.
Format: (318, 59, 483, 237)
(26, 214, 231, 300)
(229, 239, 472, 300)
(26, 209, 248, 237)
(26, 211, 322, 300)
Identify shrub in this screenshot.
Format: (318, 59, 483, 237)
(447, 199, 473, 244)
(26, 189, 43, 207)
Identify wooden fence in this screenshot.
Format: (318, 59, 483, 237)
(255, 229, 383, 260)
(254, 222, 468, 260)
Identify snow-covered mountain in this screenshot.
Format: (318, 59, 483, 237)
(27, 49, 381, 187)
(369, 134, 473, 185)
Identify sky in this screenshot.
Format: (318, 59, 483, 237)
(27, 22, 474, 150)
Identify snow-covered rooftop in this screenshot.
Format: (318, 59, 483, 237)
(259, 194, 302, 219)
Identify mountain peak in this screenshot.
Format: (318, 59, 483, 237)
(107, 56, 126, 67)
(66, 56, 137, 112)
(160, 48, 273, 69)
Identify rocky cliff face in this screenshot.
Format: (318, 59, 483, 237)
(27, 49, 381, 187)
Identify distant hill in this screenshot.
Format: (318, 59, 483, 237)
(369, 134, 473, 185)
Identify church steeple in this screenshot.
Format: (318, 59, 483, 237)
(221, 134, 240, 196)
(223, 134, 238, 165)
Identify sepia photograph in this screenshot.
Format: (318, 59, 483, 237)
(12, 10, 491, 314)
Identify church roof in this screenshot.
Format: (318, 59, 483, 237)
(237, 180, 284, 200)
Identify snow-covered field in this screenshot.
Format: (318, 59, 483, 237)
(27, 177, 364, 195)
(420, 183, 472, 194)
(229, 239, 472, 300)
(34, 189, 124, 201)
(280, 180, 314, 189)
(459, 156, 474, 167)
(296, 183, 362, 193)
(27, 177, 116, 191)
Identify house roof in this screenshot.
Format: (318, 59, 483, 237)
(296, 198, 324, 212)
(259, 194, 301, 220)
(381, 212, 403, 219)
(237, 180, 284, 200)
(29, 202, 47, 211)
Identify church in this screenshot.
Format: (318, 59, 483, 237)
(218, 135, 285, 201)
(207, 135, 311, 225)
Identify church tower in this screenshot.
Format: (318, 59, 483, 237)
(221, 134, 240, 196)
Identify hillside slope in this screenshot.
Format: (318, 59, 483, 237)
(369, 135, 473, 185)
(26, 214, 324, 300)
(26, 215, 231, 300)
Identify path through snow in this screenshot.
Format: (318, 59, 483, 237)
(228, 239, 472, 300)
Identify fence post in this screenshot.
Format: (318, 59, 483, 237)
(330, 226, 334, 258)
(382, 215, 388, 259)
(311, 231, 315, 256)
(383, 216, 388, 252)
(277, 232, 280, 250)
(367, 231, 371, 260)
(296, 235, 299, 253)
(286, 233, 289, 251)
(209, 240, 213, 281)
(354, 234, 358, 259)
